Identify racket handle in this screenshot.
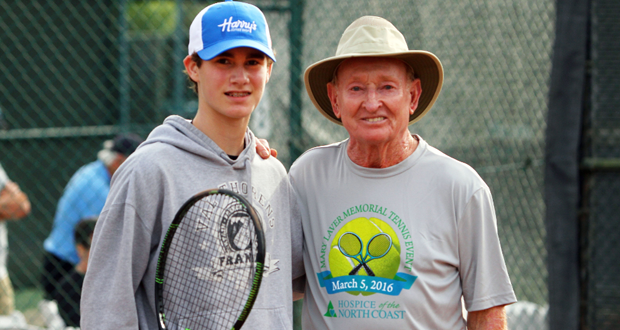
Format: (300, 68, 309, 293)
(348, 262, 375, 277)
(363, 263, 375, 277)
(349, 263, 362, 275)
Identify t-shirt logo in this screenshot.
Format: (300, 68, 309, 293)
(317, 217, 417, 296)
(324, 301, 337, 318)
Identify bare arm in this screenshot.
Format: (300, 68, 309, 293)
(0, 181, 31, 220)
(293, 291, 304, 301)
(467, 305, 507, 330)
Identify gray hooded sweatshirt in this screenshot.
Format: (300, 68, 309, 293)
(81, 115, 303, 329)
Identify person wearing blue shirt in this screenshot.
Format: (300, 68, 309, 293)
(41, 133, 142, 304)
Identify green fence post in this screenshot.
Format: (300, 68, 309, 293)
(289, 0, 305, 163)
(290, 3, 305, 328)
(118, 0, 130, 131)
(173, 0, 186, 114)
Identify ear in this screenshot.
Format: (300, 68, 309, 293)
(107, 153, 127, 176)
(76, 244, 88, 260)
(409, 78, 422, 115)
(327, 82, 341, 118)
(184, 55, 199, 83)
(265, 62, 273, 83)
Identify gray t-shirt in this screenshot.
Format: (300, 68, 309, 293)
(289, 136, 516, 329)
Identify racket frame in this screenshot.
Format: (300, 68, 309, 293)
(346, 232, 393, 277)
(154, 189, 266, 330)
(338, 232, 375, 276)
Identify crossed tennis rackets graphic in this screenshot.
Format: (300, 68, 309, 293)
(337, 232, 393, 277)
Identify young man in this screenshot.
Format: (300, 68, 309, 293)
(81, 1, 303, 329)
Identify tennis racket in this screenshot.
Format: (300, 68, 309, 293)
(155, 189, 266, 330)
(338, 232, 374, 276)
(339, 232, 393, 277)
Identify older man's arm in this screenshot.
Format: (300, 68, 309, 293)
(466, 305, 507, 330)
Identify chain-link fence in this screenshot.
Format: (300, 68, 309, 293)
(582, 0, 620, 327)
(0, 0, 555, 328)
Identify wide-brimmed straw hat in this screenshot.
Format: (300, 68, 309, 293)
(304, 16, 444, 126)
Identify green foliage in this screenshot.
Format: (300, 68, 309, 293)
(128, 1, 179, 35)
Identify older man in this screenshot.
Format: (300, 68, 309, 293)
(289, 16, 516, 329)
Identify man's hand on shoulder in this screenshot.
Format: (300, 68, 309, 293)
(466, 305, 507, 330)
(256, 138, 278, 159)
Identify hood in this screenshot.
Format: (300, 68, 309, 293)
(139, 115, 256, 170)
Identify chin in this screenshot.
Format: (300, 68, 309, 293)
(226, 107, 255, 119)
(353, 136, 393, 146)
(355, 130, 394, 141)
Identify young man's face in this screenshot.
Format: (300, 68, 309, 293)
(186, 47, 272, 123)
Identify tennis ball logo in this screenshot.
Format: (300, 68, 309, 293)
(328, 217, 400, 296)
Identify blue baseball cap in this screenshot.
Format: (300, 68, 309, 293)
(188, 0, 276, 62)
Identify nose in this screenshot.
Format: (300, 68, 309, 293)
(362, 88, 381, 112)
(230, 64, 249, 85)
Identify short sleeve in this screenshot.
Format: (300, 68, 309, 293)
(458, 186, 517, 311)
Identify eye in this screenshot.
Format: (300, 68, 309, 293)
(351, 86, 362, 91)
(384, 85, 394, 90)
(247, 59, 260, 66)
(215, 58, 231, 64)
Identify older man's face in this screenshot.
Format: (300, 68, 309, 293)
(327, 57, 421, 147)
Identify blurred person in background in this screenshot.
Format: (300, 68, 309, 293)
(53, 216, 97, 328)
(40, 133, 143, 306)
(0, 162, 31, 316)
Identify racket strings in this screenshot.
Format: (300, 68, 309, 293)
(339, 232, 362, 257)
(162, 194, 258, 330)
(367, 234, 391, 257)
